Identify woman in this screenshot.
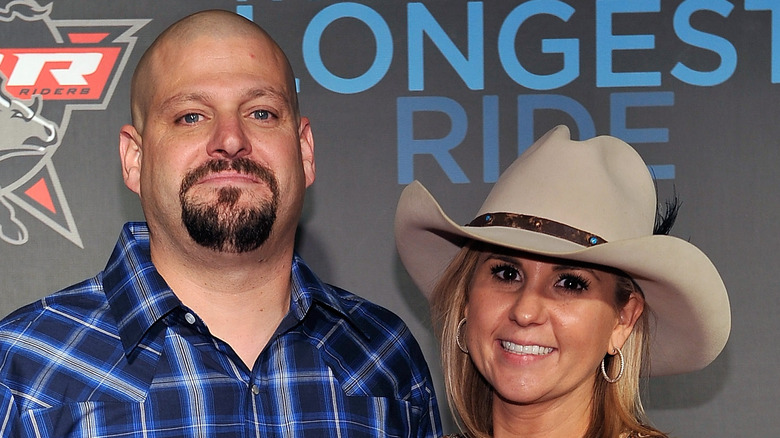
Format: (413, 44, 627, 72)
(394, 125, 730, 437)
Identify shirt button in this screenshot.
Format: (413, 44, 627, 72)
(184, 312, 196, 324)
(251, 384, 260, 395)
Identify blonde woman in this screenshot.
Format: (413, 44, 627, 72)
(395, 126, 730, 438)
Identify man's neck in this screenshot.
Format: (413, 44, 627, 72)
(151, 238, 295, 368)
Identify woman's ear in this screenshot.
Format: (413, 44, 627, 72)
(610, 293, 645, 351)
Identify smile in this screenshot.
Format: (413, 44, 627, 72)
(501, 340, 553, 356)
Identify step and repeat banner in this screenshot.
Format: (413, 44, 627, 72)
(1, 0, 777, 435)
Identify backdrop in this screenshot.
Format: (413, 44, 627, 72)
(1, 1, 777, 435)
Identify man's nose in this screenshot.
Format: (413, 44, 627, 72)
(207, 115, 252, 159)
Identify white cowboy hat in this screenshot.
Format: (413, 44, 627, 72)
(395, 125, 730, 376)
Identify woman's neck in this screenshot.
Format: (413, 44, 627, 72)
(491, 389, 593, 438)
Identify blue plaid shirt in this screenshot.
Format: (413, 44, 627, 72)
(0, 222, 442, 437)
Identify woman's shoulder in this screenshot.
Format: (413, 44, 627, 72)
(443, 431, 658, 438)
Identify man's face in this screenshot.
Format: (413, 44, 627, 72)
(122, 31, 314, 253)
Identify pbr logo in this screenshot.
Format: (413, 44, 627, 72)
(0, 0, 148, 247)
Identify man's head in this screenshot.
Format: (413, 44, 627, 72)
(119, 10, 315, 255)
(129, 10, 300, 133)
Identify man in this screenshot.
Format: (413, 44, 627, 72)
(0, 10, 442, 437)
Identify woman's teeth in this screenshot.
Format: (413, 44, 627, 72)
(501, 341, 553, 355)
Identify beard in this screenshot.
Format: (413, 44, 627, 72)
(179, 158, 279, 253)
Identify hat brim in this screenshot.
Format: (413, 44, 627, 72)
(395, 181, 731, 376)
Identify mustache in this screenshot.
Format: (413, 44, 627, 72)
(179, 158, 278, 196)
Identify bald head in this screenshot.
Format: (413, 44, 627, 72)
(130, 10, 299, 132)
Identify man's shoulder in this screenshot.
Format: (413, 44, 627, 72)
(0, 274, 111, 339)
(292, 256, 412, 338)
(304, 284, 434, 400)
(318, 283, 411, 338)
(310, 283, 430, 364)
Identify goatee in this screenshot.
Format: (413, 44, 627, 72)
(179, 158, 279, 253)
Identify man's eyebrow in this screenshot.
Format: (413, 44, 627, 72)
(244, 87, 292, 107)
(158, 92, 212, 114)
(157, 88, 292, 112)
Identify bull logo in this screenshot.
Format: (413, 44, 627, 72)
(0, 73, 57, 244)
(0, 0, 148, 247)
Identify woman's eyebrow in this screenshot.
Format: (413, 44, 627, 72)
(552, 264, 602, 280)
(484, 253, 520, 265)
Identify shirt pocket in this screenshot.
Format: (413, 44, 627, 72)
(21, 401, 246, 438)
(311, 394, 418, 438)
(22, 402, 144, 438)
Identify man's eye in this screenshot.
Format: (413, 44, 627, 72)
(252, 110, 270, 120)
(181, 113, 201, 124)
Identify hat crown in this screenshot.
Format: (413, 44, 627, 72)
(476, 125, 656, 243)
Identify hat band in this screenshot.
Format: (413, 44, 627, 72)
(467, 213, 607, 247)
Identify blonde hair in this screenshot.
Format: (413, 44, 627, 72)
(430, 242, 669, 438)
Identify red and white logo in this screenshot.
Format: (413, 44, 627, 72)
(0, 0, 148, 247)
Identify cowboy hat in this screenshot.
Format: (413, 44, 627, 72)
(394, 125, 730, 376)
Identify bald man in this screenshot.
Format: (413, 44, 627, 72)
(0, 10, 442, 437)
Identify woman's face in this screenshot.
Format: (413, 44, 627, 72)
(463, 249, 641, 409)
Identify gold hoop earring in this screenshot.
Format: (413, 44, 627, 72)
(601, 346, 624, 383)
(456, 318, 469, 354)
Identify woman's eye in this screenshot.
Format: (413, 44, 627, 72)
(554, 274, 590, 292)
(490, 264, 521, 282)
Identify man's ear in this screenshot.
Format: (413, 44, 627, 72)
(299, 117, 315, 188)
(119, 124, 142, 195)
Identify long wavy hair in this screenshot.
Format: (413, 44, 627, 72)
(429, 242, 669, 438)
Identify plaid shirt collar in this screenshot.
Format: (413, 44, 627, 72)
(102, 222, 366, 357)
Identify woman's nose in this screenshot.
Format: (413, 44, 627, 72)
(508, 284, 547, 326)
